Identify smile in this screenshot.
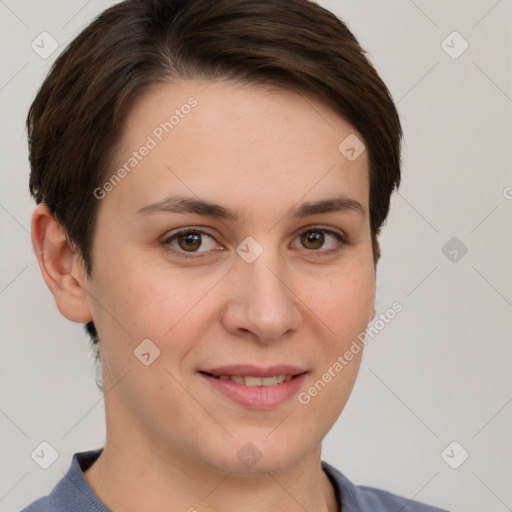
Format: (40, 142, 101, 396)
(201, 373, 294, 386)
(198, 366, 308, 409)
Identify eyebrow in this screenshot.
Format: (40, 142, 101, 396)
(136, 194, 366, 221)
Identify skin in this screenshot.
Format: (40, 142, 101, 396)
(32, 79, 377, 512)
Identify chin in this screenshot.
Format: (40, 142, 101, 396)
(197, 431, 316, 475)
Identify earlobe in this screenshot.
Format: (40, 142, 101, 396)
(31, 203, 93, 323)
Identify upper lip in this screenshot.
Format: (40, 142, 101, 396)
(200, 365, 308, 377)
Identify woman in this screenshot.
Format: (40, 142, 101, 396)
(24, 0, 448, 510)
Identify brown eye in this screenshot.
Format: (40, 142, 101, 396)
(291, 227, 347, 253)
(164, 229, 219, 257)
(300, 230, 325, 250)
(177, 232, 202, 252)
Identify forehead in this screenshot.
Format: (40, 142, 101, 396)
(102, 79, 370, 221)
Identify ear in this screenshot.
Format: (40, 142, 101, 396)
(368, 306, 376, 322)
(31, 203, 93, 323)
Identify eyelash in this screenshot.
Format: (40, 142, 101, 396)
(162, 226, 350, 259)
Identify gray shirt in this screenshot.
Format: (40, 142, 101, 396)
(20, 448, 449, 511)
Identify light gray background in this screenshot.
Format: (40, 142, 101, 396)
(1, 1, 510, 511)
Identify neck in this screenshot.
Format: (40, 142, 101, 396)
(83, 436, 338, 512)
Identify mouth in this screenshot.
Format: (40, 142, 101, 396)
(199, 371, 297, 386)
(198, 365, 308, 409)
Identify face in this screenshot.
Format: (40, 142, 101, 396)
(85, 79, 375, 474)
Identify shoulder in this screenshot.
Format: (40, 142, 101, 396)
(19, 495, 55, 512)
(322, 461, 450, 512)
(18, 448, 107, 512)
(356, 485, 449, 512)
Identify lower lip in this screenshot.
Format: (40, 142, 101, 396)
(200, 372, 308, 409)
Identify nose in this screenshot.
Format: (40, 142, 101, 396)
(220, 244, 301, 343)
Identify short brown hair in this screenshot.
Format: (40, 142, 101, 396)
(27, 0, 402, 349)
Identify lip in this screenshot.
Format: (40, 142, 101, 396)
(200, 364, 308, 377)
(198, 365, 308, 410)
(200, 373, 308, 410)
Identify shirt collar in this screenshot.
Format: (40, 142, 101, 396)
(51, 448, 109, 511)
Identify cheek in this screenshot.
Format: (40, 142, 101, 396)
(296, 268, 371, 435)
(91, 251, 223, 362)
(295, 257, 374, 409)
(302, 258, 375, 340)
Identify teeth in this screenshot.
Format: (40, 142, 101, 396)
(212, 374, 294, 386)
(245, 376, 263, 387)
